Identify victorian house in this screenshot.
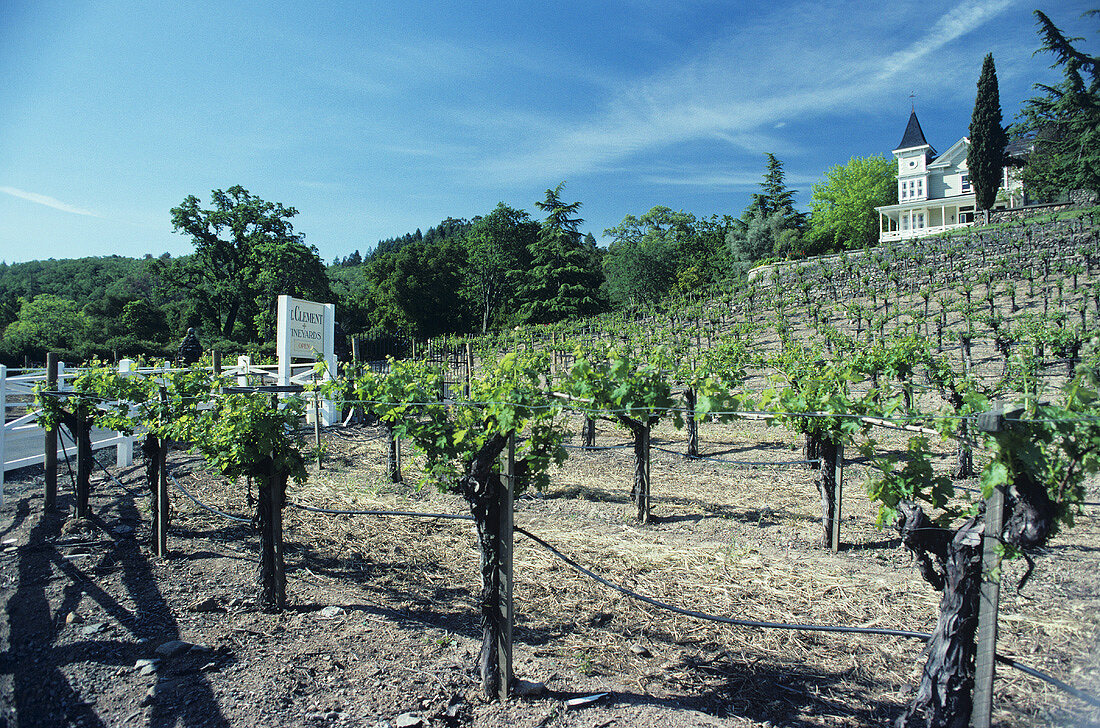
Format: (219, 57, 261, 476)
(875, 111, 1024, 242)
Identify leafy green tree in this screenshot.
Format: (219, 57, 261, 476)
(808, 155, 897, 251)
(680, 214, 733, 290)
(516, 183, 605, 324)
(1014, 10, 1100, 198)
(119, 299, 169, 342)
(160, 186, 331, 343)
(1, 294, 91, 359)
(968, 53, 1008, 218)
(464, 203, 538, 332)
(602, 206, 696, 306)
(327, 263, 374, 337)
(365, 237, 471, 338)
(727, 207, 802, 264)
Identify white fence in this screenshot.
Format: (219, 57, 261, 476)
(0, 357, 326, 506)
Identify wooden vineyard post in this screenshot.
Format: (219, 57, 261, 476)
(830, 443, 844, 553)
(637, 421, 651, 524)
(496, 433, 515, 701)
(116, 359, 135, 468)
(972, 410, 1008, 728)
(270, 451, 286, 611)
(155, 387, 169, 557)
(387, 431, 403, 484)
(44, 353, 58, 511)
(465, 342, 473, 399)
(313, 392, 322, 471)
(75, 402, 91, 520)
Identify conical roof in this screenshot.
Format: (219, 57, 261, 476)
(897, 110, 930, 151)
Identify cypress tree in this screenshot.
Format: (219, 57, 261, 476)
(967, 53, 1008, 219)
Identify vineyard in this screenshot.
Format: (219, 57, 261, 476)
(2, 208, 1100, 728)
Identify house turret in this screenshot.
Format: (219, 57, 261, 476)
(894, 111, 936, 203)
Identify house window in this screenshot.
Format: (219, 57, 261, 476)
(902, 217, 909, 230)
(917, 179, 923, 197)
(916, 213, 925, 228)
(961, 173, 971, 193)
(900, 183, 906, 200)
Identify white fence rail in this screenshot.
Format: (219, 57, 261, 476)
(1, 357, 329, 506)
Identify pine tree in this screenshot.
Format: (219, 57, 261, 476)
(516, 183, 604, 324)
(967, 53, 1008, 218)
(1013, 10, 1100, 199)
(749, 153, 800, 221)
(730, 154, 805, 262)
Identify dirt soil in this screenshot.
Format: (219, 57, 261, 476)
(1, 417, 1098, 728)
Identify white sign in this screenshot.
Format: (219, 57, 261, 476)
(276, 295, 338, 425)
(285, 298, 326, 360)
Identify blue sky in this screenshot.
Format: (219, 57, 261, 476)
(0, 1, 1095, 265)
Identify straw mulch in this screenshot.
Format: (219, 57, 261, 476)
(175, 414, 1100, 727)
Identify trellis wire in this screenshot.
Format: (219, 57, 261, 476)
(167, 472, 251, 524)
(48, 388, 1100, 427)
(649, 443, 820, 466)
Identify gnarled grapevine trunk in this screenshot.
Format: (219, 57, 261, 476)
(804, 432, 822, 470)
(59, 410, 94, 519)
(384, 423, 402, 483)
(256, 461, 287, 613)
(684, 388, 698, 459)
(898, 444, 1058, 727)
(816, 439, 840, 548)
(581, 416, 596, 448)
(896, 501, 950, 591)
(140, 434, 162, 548)
(897, 518, 983, 728)
(621, 418, 651, 523)
(952, 421, 975, 480)
(459, 433, 510, 700)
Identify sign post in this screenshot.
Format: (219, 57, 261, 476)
(276, 295, 337, 425)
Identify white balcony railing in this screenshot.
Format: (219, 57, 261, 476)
(880, 221, 974, 242)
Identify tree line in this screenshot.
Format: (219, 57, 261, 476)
(0, 9, 1093, 366)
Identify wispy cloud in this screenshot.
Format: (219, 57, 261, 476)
(0, 186, 102, 217)
(474, 0, 1018, 183)
(644, 170, 820, 188)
